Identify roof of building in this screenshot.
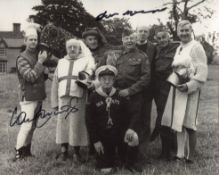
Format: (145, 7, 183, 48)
(0, 31, 23, 39)
(0, 24, 24, 48)
(3, 38, 24, 48)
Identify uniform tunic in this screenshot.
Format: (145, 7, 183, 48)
(152, 42, 179, 126)
(136, 41, 157, 136)
(107, 47, 150, 140)
(161, 40, 208, 132)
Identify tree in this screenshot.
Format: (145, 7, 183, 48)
(163, 0, 214, 40)
(29, 0, 105, 37)
(101, 18, 132, 45)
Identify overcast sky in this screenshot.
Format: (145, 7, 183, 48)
(0, 0, 218, 34)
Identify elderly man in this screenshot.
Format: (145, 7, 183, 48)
(107, 29, 150, 172)
(51, 39, 96, 161)
(162, 20, 208, 163)
(136, 25, 157, 141)
(13, 27, 49, 161)
(82, 27, 110, 68)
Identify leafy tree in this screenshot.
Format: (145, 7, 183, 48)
(101, 18, 132, 45)
(29, 0, 105, 37)
(163, 0, 214, 40)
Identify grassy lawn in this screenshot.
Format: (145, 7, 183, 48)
(0, 65, 218, 175)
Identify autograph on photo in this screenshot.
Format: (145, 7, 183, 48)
(9, 104, 79, 128)
(96, 7, 167, 21)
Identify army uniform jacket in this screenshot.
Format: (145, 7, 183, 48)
(154, 42, 179, 81)
(107, 47, 151, 96)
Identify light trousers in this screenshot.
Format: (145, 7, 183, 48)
(16, 100, 41, 149)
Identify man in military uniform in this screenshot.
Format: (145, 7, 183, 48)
(107, 29, 150, 172)
(136, 25, 157, 141)
(150, 29, 179, 160)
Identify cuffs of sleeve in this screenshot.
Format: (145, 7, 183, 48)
(91, 136, 101, 144)
(35, 62, 45, 75)
(128, 87, 136, 96)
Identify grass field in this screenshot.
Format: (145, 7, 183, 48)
(0, 65, 218, 175)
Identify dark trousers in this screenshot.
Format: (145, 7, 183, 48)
(154, 81, 177, 151)
(153, 80, 171, 129)
(127, 93, 144, 137)
(96, 137, 117, 168)
(95, 135, 139, 169)
(142, 81, 170, 132)
(160, 126, 176, 156)
(141, 86, 154, 141)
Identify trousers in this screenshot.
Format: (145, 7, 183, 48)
(16, 100, 42, 149)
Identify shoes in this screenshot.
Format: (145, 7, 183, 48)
(73, 153, 85, 163)
(100, 167, 113, 174)
(174, 156, 185, 161)
(150, 128, 160, 142)
(25, 144, 34, 157)
(185, 158, 194, 164)
(124, 163, 143, 172)
(158, 153, 172, 161)
(173, 156, 194, 164)
(11, 147, 26, 162)
(56, 151, 68, 161)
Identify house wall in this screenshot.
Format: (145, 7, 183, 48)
(6, 48, 21, 73)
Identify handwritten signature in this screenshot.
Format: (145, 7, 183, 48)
(9, 105, 78, 128)
(96, 7, 167, 21)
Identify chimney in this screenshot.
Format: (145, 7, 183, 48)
(13, 23, 21, 34)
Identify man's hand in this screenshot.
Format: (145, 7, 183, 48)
(176, 84, 188, 92)
(38, 50, 48, 64)
(119, 89, 129, 97)
(87, 81, 95, 91)
(94, 141, 104, 155)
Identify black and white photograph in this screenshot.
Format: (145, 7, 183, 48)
(0, 0, 218, 174)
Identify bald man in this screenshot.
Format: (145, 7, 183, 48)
(136, 26, 156, 142)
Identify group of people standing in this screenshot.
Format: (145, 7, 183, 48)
(12, 19, 208, 173)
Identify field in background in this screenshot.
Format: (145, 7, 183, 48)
(0, 65, 218, 175)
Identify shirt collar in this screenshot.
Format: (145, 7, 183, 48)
(96, 87, 116, 97)
(137, 40, 148, 45)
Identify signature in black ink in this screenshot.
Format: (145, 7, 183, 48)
(9, 104, 78, 128)
(96, 8, 167, 21)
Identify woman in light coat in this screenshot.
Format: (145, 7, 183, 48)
(161, 20, 208, 163)
(51, 38, 96, 161)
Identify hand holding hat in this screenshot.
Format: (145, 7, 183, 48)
(124, 129, 139, 147)
(75, 71, 91, 89)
